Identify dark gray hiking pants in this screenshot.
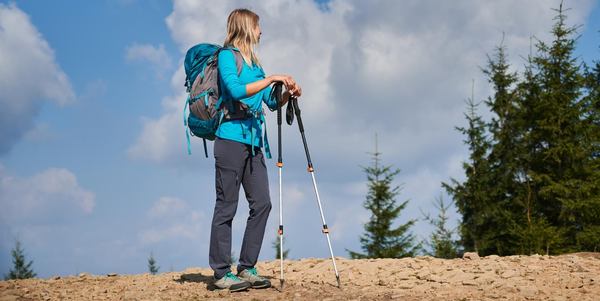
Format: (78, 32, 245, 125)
(209, 137, 272, 279)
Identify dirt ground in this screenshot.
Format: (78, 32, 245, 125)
(1, 253, 599, 300)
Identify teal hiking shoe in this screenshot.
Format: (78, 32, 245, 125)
(214, 272, 251, 292)
(237, 267, 271, 289)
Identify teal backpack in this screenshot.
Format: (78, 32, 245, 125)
(183, 43, 248, 157)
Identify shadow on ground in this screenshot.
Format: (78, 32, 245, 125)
(176, 273, 216, 290)
(176, 272, 277, 291)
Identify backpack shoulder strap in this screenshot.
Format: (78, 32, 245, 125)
(232, 50, 243, 76)
(219, 47, 243, 76)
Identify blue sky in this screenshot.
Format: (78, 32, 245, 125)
(1, 0, 598, 278)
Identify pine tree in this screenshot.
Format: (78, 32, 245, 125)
(446, 2, 599, 255)
(273, 235, 290, 260)
(513, 50, 563, 255)
(575, 51, 600, 252)
(347, 136, 420, 259)
(5, 240, 36, 280)
(483, 43, 529, 255)
(520, 3, 595, 253)
(148, 252, 159, 275)
(443, 88, 492, 254)
(421, 195, 460, 259)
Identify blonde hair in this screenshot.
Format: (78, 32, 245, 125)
(224, 8, 261, 66)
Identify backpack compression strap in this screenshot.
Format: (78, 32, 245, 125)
(184, 48, 242, 156)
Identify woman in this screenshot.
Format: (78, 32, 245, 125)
(209, 8, 301, 292)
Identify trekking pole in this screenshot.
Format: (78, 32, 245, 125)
(272, 83, 285, 290)
(289, 96, 341, 288)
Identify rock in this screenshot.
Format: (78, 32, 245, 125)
(416, 269, 431, 280)
(0, 289, 21, 301)
(431, 266, 446, 274)
(502, 285, 519, 294)
(463, 252, 480, 260)
(476, 275, 496, 285)
(428, 274, 448, 283)
(395, 271, 414, 280)
(4, 256, 600, 300)
(444, 269, 473, 284)
(397, 281, 417, 289)
(570, 265, 589, 273)
(517, 286, 538, 298)
(500, 270, 520, 279)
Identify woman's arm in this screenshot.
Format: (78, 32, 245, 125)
(218, 50, 300, 100)
(218, 50, 247, 100)
(247, 75, 298, 96)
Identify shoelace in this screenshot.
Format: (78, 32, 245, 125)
(246, 267, 258, 276)
(225, 272, 240, 281)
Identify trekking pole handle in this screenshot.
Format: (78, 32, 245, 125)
(277, 102, 282, 164)
(273, 83, 283, 126)
(273, 83, 283, 165)
(277, 101, 282, 125)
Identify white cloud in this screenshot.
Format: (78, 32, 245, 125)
(139, 196, 206, 244)
(23, 123, 54, 142)
(140, 223, 196, 244)
(130, 0, 595, 167)
(0, 3, 75, 154)
(330, 200, 369, 242)
(128, 0, 596, 257)
(125, 43, 173, 78)
(148, 196, 188, 218)
(0, 165, 95, 224)
(127, 93, 188, 162)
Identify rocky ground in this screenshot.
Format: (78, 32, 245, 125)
(1, 253, 599, 300)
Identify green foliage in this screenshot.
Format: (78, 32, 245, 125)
(273, 235, 290, 260)
(148, 252, 159, 275)
(422, 196, 461, 259)
(446, 3, 600, 255)
(443, 93, 493, 254)
(4, 240, 36, 280)
(348, 139, 420, 259)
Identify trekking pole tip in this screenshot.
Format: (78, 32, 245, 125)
(336, 275, 341, 288)
(280, 279, 285, 291)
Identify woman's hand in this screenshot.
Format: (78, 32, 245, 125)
(269, 75, 293, 89)
(269, 75, 302, 97)
(290, 83, 302, 97)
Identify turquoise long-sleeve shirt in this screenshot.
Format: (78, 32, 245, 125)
(216, 49, 277, 151)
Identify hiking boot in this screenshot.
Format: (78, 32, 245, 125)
(237, 267, 271, 289)
(214, 272, 251, 292)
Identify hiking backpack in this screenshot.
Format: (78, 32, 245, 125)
(183, 43, 249, 157)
